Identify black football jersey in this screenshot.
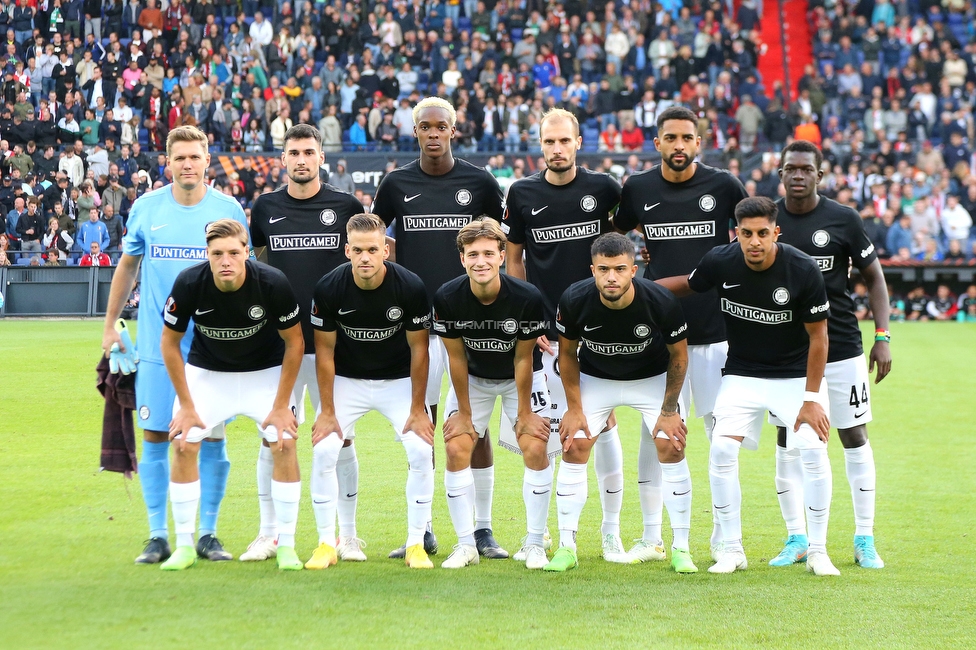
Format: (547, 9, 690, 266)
(310, 261, 432, 380)
(372, 158, 504, 298)
(250, 184, 366, 350)
(556, 277, 688, 381)
(433, 274, 547, 380)
(775, 195, 878, 362)
(503, 167, 621, 338)
(688, 242, 830, 379)
(615, 163, 748, 345)
(163, 260, 302, 372)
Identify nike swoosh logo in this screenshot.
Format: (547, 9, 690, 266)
(722, 282, 740, 289)
(531, 206, 548, 215)
(606, 489, 622, 494)
(338, 308, 355, 315)
(404, 194, 421, 202)
(854, 411, 867, 419)
(194, 309, 214, 316)
(447, 493, 463, 499)
(313, 500, 330, 504)
(151, 224, 168, 231)
(776, 490, 789, 495)
(269, 216, 287, 223)
(532, 489, 550, 495)
(672, 489, 691, 496)
(858, 488, 875, 492)
(583, 325, 602, 332)
(637, 480, 653, 485)
(808, 507, 827, 512)
(415, 499, 432, 504)
(644, 202, 660, 211)
(556, 491, 574, 497)
(714, 503, 730, 510)
(345, 492, 357, 498)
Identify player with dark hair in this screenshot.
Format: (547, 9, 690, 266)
(246, 124, 368, 566)
(158, 219, 305, 571)
(769, 141, 891, 569)
(504, 108, 631, 564)
(100, 126, 248, 564)
(658, 196, 841, 576)
(310, 213, 437, 569)
(545, 232, 691, 573)
(613, 104, 748, 563)
(433, 217, 552, 569)
(372, 96, 507, 560)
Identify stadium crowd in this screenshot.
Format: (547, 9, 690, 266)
(0, 0, 974, 277)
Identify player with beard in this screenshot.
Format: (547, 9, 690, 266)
(658, 197, 840, 577)
(504, 108, 631, 564)
(372, 97, 506, 560)
(547, 233, 691, 573)
(768, 141, 891, 569)
(245, 125, 367, 567)
(613, 105, 747, 564)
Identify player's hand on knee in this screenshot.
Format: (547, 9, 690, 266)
(654, 412, 687, 451)
(311, 412, 343, 445)
(515, 411, 550, 442)
(443, 411, 477, 443)
(263, 406, 299, 451)
(795, 402, 830, 443)
(869, 341, 892, 383)
(536, 335, 554, 356)
(405, 408, 435, 445)
(169, 408, 206, 450)
(559, 408, 589, 452)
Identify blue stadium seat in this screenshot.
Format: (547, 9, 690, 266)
(950, 25, 967, 43)
(511, 28, 523, 41)
(947, 13, 963, 25)
(642, 140, 655, 152)
(585, 117, 598, 130)
(459, 17, 471, 30)
(120, 38, 131, 48)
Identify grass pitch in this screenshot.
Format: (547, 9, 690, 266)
(1, 320, 974, 649)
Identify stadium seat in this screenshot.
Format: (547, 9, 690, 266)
(459, 17, 471, 30)
(642, 140, 655, 152)
(511, 28, 523, 41)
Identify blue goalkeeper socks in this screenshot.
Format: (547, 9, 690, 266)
(139, 440, 170, 539)
(198, 439, 230, 537)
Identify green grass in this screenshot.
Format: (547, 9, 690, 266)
(1, 320, 974, 648)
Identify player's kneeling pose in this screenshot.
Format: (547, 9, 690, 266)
(310, 214, 437, 570)
(658, 197, 840, 576)
(159, 219, 306, 572)
(547, 233, 692, 573)
(433, 218, 552, 570)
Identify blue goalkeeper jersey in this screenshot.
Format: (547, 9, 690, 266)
(122, 184, 248, 364)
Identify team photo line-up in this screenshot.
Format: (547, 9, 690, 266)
(100, 97, 891, 575)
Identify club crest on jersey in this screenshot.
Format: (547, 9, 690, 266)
(699, 194, 716, 212)
(812, 230, 830, 247)
(163, 297, 178, 324)
(139, 406, 150, 420)
(320, 209, 337, 226)
(634, 324, 650, 338)
(456, 189, 472, 206)
(580, 195, 597, 212)
(387, 306, 403, 321)
(249, 305, 265, 320)
(501, 319, 518, 334)
(772, 287, 791, 305)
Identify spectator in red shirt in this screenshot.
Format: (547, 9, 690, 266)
(619, 117, 644, 151)
(80, 241, 112, 266)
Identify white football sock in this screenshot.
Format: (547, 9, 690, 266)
(801, 447, 832, 554)
(775, 445, 807, 536)
(703, 414, 723, 548)
(472, 465, 494, 531)
(709, 436, 743, 552)
(170, 480, 200, 548)
(445, 468, 476, 546)
(402, 432, 434, 547)
(256, 445, 277, 539)
(845, 442, 876, 537)
(311, 435, 342, 544)
(523, 465, 553, 547)
(661, 458, 692, 551)
(594, 426, 623, 537)
(271, 480, 301, 548)
(555, 461, 588, 550)
(637, 423, 664, 545)
(336, 442, 359, 539)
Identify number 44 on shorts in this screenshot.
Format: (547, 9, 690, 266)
(849, 383, 869, 407)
